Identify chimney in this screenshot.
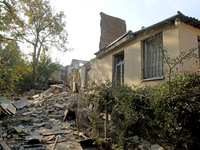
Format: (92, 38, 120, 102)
(99, 12, 126, 50)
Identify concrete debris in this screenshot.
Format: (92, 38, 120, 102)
(0, 141, 11, 150)
(0, 84, 84, 150)
(50, 84, 63, 89)
(125, 136, 165, 150)
(13, 97, 29, 109)
(0, 97, 16, 115)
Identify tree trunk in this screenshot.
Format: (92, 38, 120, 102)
(32, 59, 36, 90)
(32, 45, 37, 90)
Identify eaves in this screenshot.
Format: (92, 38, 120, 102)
(95, 30, 136, 58)
(95, 11, 200, 59)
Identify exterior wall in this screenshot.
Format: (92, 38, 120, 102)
(79, 65, 86, 88)
(178, 23, 200, 72)
(89, 57, 112, 82)
(88, 24, 180, 87)
(66, 59, 88, 74)
(99, 12, 126, 50)
(67, 23, 200, 90)
(67, 66, 74, 74)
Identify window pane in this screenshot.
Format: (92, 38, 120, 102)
(143, 33, 163, 79)
(114, 52, 124, 85)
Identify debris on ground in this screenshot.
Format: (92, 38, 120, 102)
(0, 84, 85, 150)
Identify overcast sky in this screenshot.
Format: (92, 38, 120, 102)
(50, 0, 200, 66)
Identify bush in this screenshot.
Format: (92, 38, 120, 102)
(85, 73, 200, 149)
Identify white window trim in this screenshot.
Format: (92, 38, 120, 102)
(114, 52, 124, 85)
(143, 32, 164, 79)
(141, 76, 165, 82)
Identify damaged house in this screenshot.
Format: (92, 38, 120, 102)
(67, 11, 200, 90)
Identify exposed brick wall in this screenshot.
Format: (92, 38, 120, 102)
(99, 12, 126, 50)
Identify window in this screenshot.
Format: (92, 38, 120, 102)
(143, 33, 164, 79)
(114, 52, 124, 85)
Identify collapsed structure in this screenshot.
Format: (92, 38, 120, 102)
(1, 11, 200, 150)
(0, 85, 85, 150)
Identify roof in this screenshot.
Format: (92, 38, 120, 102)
(95, 30, 135, 57)
(95, 11, 200, 58)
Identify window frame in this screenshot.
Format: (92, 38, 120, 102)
(113, 52, 124, 86)
(142, 32, 164, 80)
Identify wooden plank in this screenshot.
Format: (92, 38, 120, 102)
(47, 135, 55, 141)
(50, 85, 63, 89)
(52, 136, 59, 150)
(13, 97, 29, 109)
(37, 129, 63, 136)
(63, 109, 69, 122)
(63, 130, 71, 134)
(79, 132, 87, 139)
(47, 139, 66, 144)
(6, 104, 16, 115)
(0, 141, 11, 150)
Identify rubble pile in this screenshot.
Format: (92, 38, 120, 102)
(0, 84, 87, 150)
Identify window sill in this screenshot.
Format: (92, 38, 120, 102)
(141, 76, 165, 82)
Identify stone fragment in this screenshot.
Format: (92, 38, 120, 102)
(36, 128, 63, 136)
(32, 119, 43, 123)
(22, 111, 34, 116)
(49, 115, 63, 119)
(151, 144, 165, 150)
(44, 124, 52, 129)
(20, 117, 33, 122)
(38, 115, 49, 120)
(30, 89, 35, 96)
(54, 103, 65, 110)
(57, 110, 65, 115)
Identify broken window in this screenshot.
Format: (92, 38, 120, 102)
(143, 32, 164, 79)
(114, 52, 124, 86)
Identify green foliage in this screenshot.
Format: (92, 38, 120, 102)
(37, 51, 61, 89)
(12, 0, 68, 88)
(86, 80, 115, 112)
(0, 0, 14, 16)
(0, 40, 32, 93)
(86, 73, 200, 149)
(0, 41, 21, 92)
(0, 0, 15, 41)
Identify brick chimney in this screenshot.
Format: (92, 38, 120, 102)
(99, 12, 126, 50)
